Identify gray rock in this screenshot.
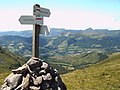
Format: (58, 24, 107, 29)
(15, 73, 30, 90)
(42, 73, 52, 81)
(41, 81, 50, 90)
(58, 87, 62, 90)
(41, 62, 49, 70)
(2, 86, 11, 90)
(29, 86, 40, 90)
(27, 57, 41, 66)
(54, 69, 59, 75)
(55, 76, 67, 90)
(49, 68, 59, 77)
(12, 64, 28, 75)
(32, 76, 42, 85)
(1, 82, 10, 90)
(39, 70, 46, 75)
(1, 57, 67, 90)
(27, 57, 42, 74)
(4, 73, 22, 89)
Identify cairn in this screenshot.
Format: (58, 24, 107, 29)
(1, 57, 66, 90)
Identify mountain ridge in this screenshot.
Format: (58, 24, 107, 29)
(0, 28, 120, 37)
(1, 28, 120, 57)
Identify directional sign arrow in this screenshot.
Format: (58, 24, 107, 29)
(40, 7, 51, 17)
(34, 5, 51, 17)
(40, 25, 50, 35)
(19, 15, 43, 25)
(19, 16, 35, 24)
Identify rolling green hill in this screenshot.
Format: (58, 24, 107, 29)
(62, 52, 120, 90)
(0, 49, 108, 85)
(47, 52, 108, 74)
(0, 46, 27, 85)
(1, 28, 120, 57)
(0, 46, 26, 73)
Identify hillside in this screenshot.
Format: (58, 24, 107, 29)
(47, 52, 108, 74)
(0, 50, 108, 86)
(0, 46, 26, 73)
(0, 46, 27, 85)
(0, 30, 32, 37)
(62, 52, 120, 90)
(1, 28, 120, 57)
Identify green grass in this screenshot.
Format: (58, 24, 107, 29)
(48, 52, 108, 70)
(0, 47, 27, 73)
(61, 52, 120, 90)
(0, 72, 11, 85)
(0, 47, 27, 86)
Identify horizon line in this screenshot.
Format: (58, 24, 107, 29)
(0, 27, 120, 32)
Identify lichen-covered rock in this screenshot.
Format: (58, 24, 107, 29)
(1, 57, 67, 90)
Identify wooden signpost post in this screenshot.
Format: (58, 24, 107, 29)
(19, 4, 51, 58)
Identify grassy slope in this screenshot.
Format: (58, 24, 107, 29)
(0, 47, 27, 72)
(62, 53, 120, 90)
(0, 72, 10, 85)
(47, 52, 108, 74)
(0, 47, 27, 85)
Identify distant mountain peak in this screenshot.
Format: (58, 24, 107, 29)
(86, 28, 93, 31)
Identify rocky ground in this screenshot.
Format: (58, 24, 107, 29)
(1, 57, 66, 90)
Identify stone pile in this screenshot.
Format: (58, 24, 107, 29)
(1, 57, 66, 90)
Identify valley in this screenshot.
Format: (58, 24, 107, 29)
(1, 28, 120, 58)
(0, 28, 120, 89)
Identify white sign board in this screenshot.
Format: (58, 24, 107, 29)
(40, 7, 51, 17)
(34, 6, 51, 17)
(19, 16, 43, 25)
(33, 4, 41, 16)
(40, 25, 50, 35)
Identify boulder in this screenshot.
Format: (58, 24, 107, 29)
(3, 73, 22, 89)
(1, 57, 66, 90)
(42, 73, 52, 81)
(41, 62, 49, 70)
(32, 76, 42, 85)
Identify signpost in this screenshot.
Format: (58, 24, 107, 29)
(33, 4, 51, 17)
(19, 16, 43, 25)
(40, 25, 50, 35)
(39, 7, 51, 17)
(19, 4, 51, 58)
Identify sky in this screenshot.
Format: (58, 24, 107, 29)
(0, 0, 120, 31)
